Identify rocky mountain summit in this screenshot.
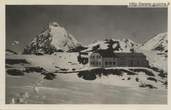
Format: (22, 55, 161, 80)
(23, 22, 84, 54)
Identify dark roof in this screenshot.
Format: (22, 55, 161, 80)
(114, 53, 146, 57)
(93, 50, 116, 57)
(92, 50, 146, 58)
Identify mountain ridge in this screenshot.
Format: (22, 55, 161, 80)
(81, 38, 140, 53)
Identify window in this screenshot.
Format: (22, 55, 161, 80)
(137, 61, 139, 65)
(96, 55, 100, 59)
(99, 62, 101, 65)
(129, 60, 133, 66)
(113, 62, 116, 65)
(96, 56, 98, 59)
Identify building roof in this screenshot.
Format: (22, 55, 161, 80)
(93, 50, 116, 57)
(92, 50, 146, 58)
(114, 52, 146, 57)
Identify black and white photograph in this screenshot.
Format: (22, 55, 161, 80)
(5, 5, 168, 104)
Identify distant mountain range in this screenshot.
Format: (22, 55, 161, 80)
(21, 21, 167, 56)
(6, 21, 167, 72)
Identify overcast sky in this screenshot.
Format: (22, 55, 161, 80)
(6, 5, 167, 52)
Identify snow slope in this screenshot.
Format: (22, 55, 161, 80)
(82, 38, 140, 52)
(6, 72, 167, 104)
(138, 32, 167, 72)
(6, 54, 167, 90)
(6, 53, 84, 72)
(6, 49, 17, 55)
(23, 22, 82, 54)
(140, 32, 167, 53)
(6, 51, 167, 104)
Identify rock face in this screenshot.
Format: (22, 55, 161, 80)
(23, 22, 83, 54)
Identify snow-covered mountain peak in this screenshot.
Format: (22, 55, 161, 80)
(138, 32, 168, 72)
(49, 22, 60, 28)
(140, 32, 167, 52)
(23, 22, 83, 54)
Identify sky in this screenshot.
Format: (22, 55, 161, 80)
(6, 5, 167, 52)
